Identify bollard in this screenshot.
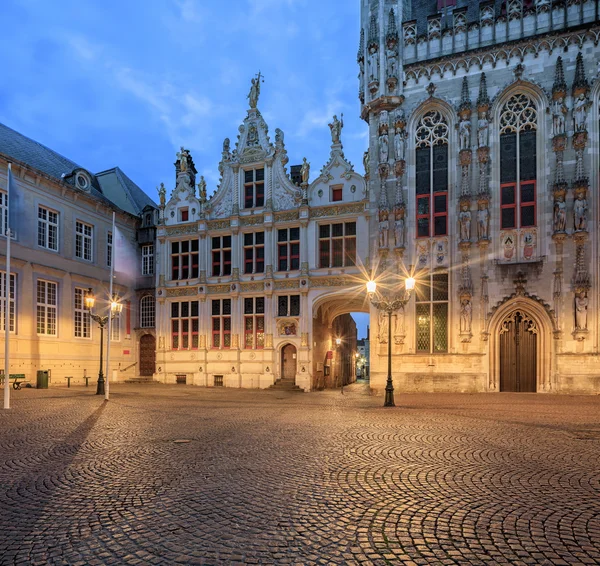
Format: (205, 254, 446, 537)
(66, 376, 72, 388)
(84, 376, 90, 387)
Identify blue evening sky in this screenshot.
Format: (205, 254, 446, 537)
(1, 0, 370, 338)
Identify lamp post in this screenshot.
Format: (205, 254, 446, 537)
(366, 276, 415, 407)
(85, 288, 123, 396)
(335, 337, 343, 392)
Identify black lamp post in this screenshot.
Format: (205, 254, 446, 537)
(85, 289, 123, 396)
(366, 276, 415, 407)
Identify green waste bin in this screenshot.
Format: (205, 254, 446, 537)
(36, 370, 49, 389)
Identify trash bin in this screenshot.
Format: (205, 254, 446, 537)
(36, 370, 49, 389)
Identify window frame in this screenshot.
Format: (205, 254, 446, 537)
(243, 231, 265, 275)
(243, 168, 265, 209)
(318, 221, 357, 268)
(171, 300, 199, 350)
(330, 185, 343, 202)
(211, 235, 232, 277)
(75, 220, 93, 262)
(171, 239, 199, 281)
(74, 287, 91, 339)
(0, 271, 16, 333)
(0, 191, 8, 238)
(140, 295, 155, 328)
(36, 279, 57, 336)
(415, 272, 448, 354)
(277, 295, 301, 317)
(107, 231, 113, 268)
(38, 205, 59, 252)
(142, 244, 154, 276)
(277, 227, 300, 272)
(244, 297, 265, 349)
(211, 298, 232, 349)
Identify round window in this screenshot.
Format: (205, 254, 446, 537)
(76, 172, 90, 190)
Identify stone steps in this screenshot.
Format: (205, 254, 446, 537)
(269, 378, 304, 393)
(124, 376, 156, 384)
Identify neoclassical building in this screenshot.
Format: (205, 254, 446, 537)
(359, 0, 600, 393)
(156, 92, 365, 390)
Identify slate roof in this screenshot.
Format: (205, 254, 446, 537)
(0, 121, 156, 216)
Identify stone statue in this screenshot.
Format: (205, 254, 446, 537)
(158, 182, 166, 208)
(459, 118, 471, 151)
(460, 298, 472, 333)
(573, 93, 590, 132)
(378, 209, 389, 248)
(300, 157, 310, 185)
(275, 128, 284, 146)
(551, 97, 567, 137)
(329, 114, 344, 144)
(394, 206, 405, 248)
(387, 50, 397, 80)
(553, 195, 566, 232)
(379, 132, 389, 163)
(198, 176, 207, 202)
(574, 193, 588, 231)
(378, 310, 388, 343)
(393, 128, 406, 161)
(477, 112, 489, 148)
(459, 203, 471, 242)
(367, 45, 378, 82)
(477, 202, 489, 240)
(248, 72, 262, 109)
(575, 291, 588, 330)
(394, 305, 405, 336)
(223, 138, 230, 154)
(363, 150, 370, 178)
(177, 147, 189, 172)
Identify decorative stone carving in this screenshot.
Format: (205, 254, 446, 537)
(378, 208, 389, 249)
(158, 182, 166, 208)
(460, 297, 472, 334)
(573, 93, 590, 133)
(477, 200, 489, 241)
(300, 157, 310, 185)
(403, 21, 416, 46)
(393, 204, 405, 249)
(575, 291, 588, 331)
(393, 127, 407, 161)
(248, 72, 263, 109)
(573, 190, 588, 232)
(553, 194, 567, 233)
(477, 112, 489, 148)
(363, 150, 370, 179)
(328, 114, 344, 144)
(459, 201, 471, 242)
(378, 131, 389, 163)
(378, 310, 388, 344)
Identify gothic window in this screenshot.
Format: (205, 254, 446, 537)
(415, 272, 448, 353)
(499, 93, 537, 230)
(415, 111, 449, 238)
(277, 295, 300, 317)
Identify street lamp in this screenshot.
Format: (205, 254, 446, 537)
(85, 288, 123, 395)
(366, 276, 415, 407)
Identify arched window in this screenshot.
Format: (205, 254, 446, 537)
(140, 295, 155, 328)
(499, 93, 537, 230)
(415, 110, 449, 238)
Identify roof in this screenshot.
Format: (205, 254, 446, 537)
(96, 167, 156, 216)
(0, 121, 156, 216)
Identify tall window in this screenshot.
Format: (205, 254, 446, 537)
(244, 297, 265, 349)
(171, 300, 199, 350)
(111, 312, 121, 341)
(212, 299, 231, 348)
(75, 221, 93, 261)
(0, 191, 7, 236)
(74, 287, 90, 338)
(415, 272, 448, 353)
(278, 227, 300, 271)
(0, 271, 16, 333)
(499, 93, 537, 230)
(243, 232, 265, 274)
(140, 295, 155, 328)
(277, 295, 300, 317)
(107, 232, 113, 268)
(37, 280, 57, 336)
(415, 111, 449, 238)
(212, 235, 232, 277)
(171, 240, 199, 280)
(142, 244, 154, 276)
(244, 168, 265, 208)
(38, 206, 59, 251)
(318, 222, 356, 268)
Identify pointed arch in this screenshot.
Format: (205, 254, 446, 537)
(487, 296, 555, 392)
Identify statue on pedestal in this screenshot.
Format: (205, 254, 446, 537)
(329, 114, 344, 144)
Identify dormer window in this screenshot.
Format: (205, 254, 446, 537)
(179, 208, 189, 222)
(75, 171, 90, 191)
(244, 168, 265, 208)
(331, 185, 343, 202)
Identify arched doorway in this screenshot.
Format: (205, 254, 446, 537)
(281, 344, 297, 380)
(499, 310, 537, 392)
(139, 334, 156, 376)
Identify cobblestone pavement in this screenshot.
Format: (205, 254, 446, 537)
(1, 384, 599, 565)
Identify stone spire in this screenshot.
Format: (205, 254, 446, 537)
(386, 8, 398, 43)
(368, 14, 378, 48)
(477, 73, 489, 109)
(459, 76, 471, 113)
(552, 56, 567, 96)
(357, 28, 364, 62)
(572, 52, 589, 95)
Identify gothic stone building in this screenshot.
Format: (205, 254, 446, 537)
(359, 0, 600, 393)
(156, 104, 364, 390)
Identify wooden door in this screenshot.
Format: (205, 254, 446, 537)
(281, 344, 297, 379)
(499, 311, 537, 392)
(139, 334, 156, 376)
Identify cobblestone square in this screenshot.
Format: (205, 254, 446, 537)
(1, 384, 599, 565)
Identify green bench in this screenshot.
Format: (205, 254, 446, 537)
(0, 373, 29, 390)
